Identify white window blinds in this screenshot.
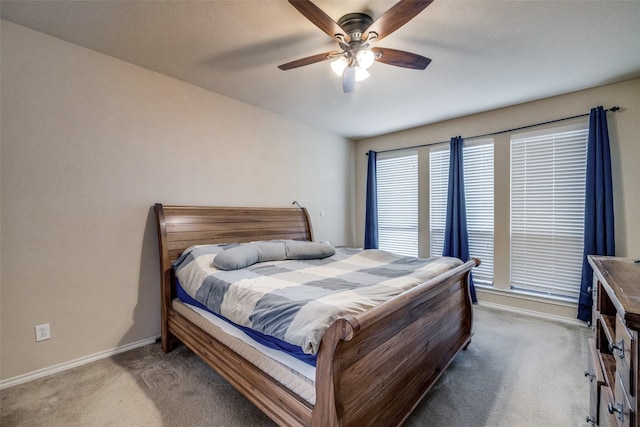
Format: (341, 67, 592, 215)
(430, 141, 494, 284)
(464, 143, 495, 284)
(429, 149, 449, 259)
(510, 124, 588, 300)
(377, 152, 419, 257)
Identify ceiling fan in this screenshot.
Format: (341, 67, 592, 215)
(278, 0, 434, 93)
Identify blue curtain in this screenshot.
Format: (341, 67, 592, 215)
(364, 150, 379, 249)
(443, 137, 477, 303)
(578, 106, 615, 322)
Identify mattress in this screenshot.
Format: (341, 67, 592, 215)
(174, 244, 463, 355)
(172, 299, 316, 405)
(176, 279, 316, 366)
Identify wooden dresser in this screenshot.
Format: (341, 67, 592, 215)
(587, 256, 640, 426)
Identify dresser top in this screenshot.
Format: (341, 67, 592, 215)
(589, 255, 640, 329)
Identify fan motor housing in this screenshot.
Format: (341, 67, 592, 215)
(337, 13, 374, 39)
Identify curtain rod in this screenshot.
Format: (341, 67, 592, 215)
(367, 106, 620, 156)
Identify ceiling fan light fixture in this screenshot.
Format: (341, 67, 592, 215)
(330, 56, 348, 76)
(357, 50, 375, 70)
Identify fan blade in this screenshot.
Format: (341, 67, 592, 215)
(288, 0, 348, 42)
(343, 67, 355, 93)
(372, 47, 431, 70)
(363, 0, 434, 42)
(278, 51, 339, 70)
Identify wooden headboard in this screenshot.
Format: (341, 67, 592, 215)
(154, 203, 314, 351)
(154, 203, 314, 270)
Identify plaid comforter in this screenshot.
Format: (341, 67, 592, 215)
(173, 244, 463, 355)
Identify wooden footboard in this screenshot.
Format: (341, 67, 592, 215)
(314, 258, 477, 426)
(154, 203, 477, 426)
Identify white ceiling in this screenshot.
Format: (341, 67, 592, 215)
(2, 0, 639, 139)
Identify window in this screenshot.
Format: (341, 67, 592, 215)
(510, 124, 588, 300)
(430, 141, 494, 284)
(376, 152, 419, 257)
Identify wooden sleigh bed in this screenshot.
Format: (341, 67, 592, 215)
(154, 203, 479, 426)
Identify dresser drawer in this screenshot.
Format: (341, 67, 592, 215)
(600, 385, 618, 427)
(615, 314, 635, 395)
(587, 338, 605, 424)
(611, 373, 634, 427)
(600, 381, 634, 427)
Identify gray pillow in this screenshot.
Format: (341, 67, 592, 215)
(213, 240, 335, 270)
(213, 241, 286, 271)
(285, 241, 335, 260)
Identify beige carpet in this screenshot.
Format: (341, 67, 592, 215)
(1, 305, 592, 426)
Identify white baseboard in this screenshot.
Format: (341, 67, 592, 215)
(0, 336, 160, 390)
(478, 300, 587, 328)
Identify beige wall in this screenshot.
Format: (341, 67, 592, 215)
(0, 21, 355, 380)
(354, 78, 640, 318)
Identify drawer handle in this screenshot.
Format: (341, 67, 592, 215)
(608, 401, 625, 422)
(609, 339, 625, 359)
(586, 415, 595, 424)
(584, 370, 596, 382)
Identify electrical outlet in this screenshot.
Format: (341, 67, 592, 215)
(35, 323, 51, 342)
